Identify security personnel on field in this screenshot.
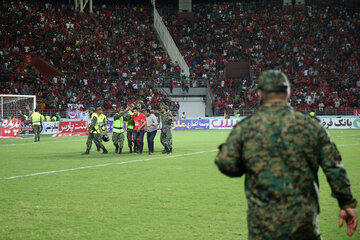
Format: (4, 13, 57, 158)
(112, 107, 126, 154)
(45, 115, 51, 122)
(23, 113, 29, 123)
(51, 115, 57, 122)
(215, 70, 358, 239)
(153, 105, 174, 154)
(96, 107, 108, 151)
(82, 107, 108, 154)
(40, 114, 45, 123)
(160, 105, 174, 154)
(123, 104, 135, 153)
(97, 107, 108, 133)
(30, 108, 42, 142)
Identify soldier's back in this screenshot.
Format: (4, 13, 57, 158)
(237, 102, 323, 240)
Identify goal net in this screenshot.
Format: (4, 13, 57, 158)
(0, 95, 36, 121)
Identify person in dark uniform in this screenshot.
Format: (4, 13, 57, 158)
(82, 107, 108, 154)
(215, 70, 357, 240)
(112, 107, 126, 154)
(30, 108, 42, 142)
(123, 104, 135, 153)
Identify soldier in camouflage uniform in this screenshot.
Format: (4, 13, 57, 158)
(123, 104, 135, 153)
(154, 105, 174, 154)
(82, 107, 108, 154)
(112, 107, 126, 154)
(215, 70, 357, 240)
(30, 108, 42, 142)
(96, 107, 108, 151)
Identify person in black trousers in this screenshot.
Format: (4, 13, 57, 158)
(144, 109, 158, 155)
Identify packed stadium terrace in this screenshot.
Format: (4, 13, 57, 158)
(0, 0, 359, 115)
(0, 0, 179, 112)
(162, 0, 360, 114)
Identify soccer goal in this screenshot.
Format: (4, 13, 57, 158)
(0, 94, 36, 120)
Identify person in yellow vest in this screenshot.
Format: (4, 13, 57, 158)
(51, 115, 57, 122)
(236, 112, 241, 118)
(30, 108, 43, 142)
(40, 114, 45, 123)
(9, 114, 15, 120)
(123, 104, 135, 153)
(23, 113, 29, 122)
(45, 115, 51, 122)
(82, 107, 108, 155)
(112, 107, 126, 154)
(96, 107, 108, 151)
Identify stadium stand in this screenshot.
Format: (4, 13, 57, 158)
(0, 0, 359, 117)
(0, 1, 179, 115)
(162, 0, 360, 115)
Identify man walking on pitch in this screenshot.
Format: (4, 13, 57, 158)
(144, 109, 158, 155)
(30, 108, 42, 142)
(96, 107, 108, 151)
(131, 107, 146, 154)
(82, 107, 108, 154)
(123, 104, 135, 153)
(112, 107, 126, 154)
(215, 70, 357, 239)
(155, 105, 174, 154)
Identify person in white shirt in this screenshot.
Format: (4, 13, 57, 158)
(181, 112, 186, 120)
(144, 109, 158, 155)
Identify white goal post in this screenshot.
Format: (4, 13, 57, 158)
(0, 94, 36, 120)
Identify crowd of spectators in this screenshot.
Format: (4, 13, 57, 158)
(0, 0, 179, 113)
(0, 0, 359, 116)
(209, 75, 360, 116)
(162, 0, 360, 114)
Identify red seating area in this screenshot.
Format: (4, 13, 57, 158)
(0, 0, 359, 116)
(0, 1, 179, 111)
(162, 0, 360, 114)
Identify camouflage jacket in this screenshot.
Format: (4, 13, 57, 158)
(215, 102, 357, 239)
(88, 113, 98, 133)
(153, 110, 174, 129)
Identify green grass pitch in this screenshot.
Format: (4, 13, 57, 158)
(0, 130, 359, 240)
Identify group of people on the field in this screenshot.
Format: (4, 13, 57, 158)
(83, 104, 174, 155)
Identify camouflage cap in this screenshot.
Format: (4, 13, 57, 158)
(254, 70, 290, 92)
(96, 107, 102, 111)
(88, 107, 95, 112)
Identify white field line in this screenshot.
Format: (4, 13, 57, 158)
(337, 143, 360, 147)
(0, 150, 218, 180)
(332, 133, 360, 138)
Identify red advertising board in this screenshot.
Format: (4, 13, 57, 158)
(0, 120, 22, 138)
(58, 121, 89, 133)
(20, 122, 34, 135)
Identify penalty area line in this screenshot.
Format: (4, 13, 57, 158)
(0, 150, 218, 180)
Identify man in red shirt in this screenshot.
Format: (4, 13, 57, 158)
(132, 107, 146, 154)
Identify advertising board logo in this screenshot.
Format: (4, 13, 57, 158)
(353, 119, 360, 129)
